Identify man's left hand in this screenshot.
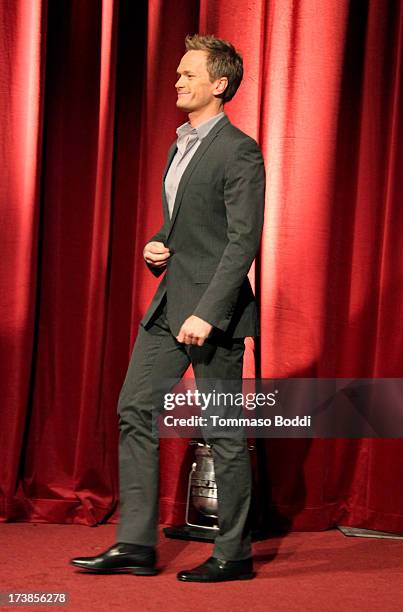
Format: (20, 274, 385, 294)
(176, 316, 213, 346)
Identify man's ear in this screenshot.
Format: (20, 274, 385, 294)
(214, 77, 228, 96)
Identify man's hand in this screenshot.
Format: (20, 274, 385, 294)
(143, 241, 170, 268)
(176, 315, 213, 346)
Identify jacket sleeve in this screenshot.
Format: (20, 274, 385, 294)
(144, 141, 176, 277)
(193, 138, 265, 331)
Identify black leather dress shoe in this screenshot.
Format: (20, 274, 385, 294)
(70, 543, 158, 576)
(177, 556, 255, 582)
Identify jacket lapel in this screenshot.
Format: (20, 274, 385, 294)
(161, 142, 178, 223)
(164, 115, 230, 239)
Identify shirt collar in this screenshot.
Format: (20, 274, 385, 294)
(176, 111, 226, 141)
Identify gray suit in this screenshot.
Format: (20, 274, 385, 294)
(141, 114, 265, 338)
(117, 114, 265, 560)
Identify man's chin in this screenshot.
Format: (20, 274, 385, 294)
(176, 99, 191, 112)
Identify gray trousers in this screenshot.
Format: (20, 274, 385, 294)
(116, 296, 252, 560)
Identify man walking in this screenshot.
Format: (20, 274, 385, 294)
(71, 33, 265, 582)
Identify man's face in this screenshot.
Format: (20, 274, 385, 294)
(175, 50, 222, 113)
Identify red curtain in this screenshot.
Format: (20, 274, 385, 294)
(1, 0, 402, 533)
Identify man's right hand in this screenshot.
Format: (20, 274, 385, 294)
(143, 241, 171, 269)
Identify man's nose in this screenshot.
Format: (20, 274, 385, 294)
(175, 75, 185, 88)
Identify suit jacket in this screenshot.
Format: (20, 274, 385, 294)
(140, 114, 265, 338)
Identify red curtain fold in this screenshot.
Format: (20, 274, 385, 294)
(0, 0, 47, 520)
(0, 0, 402, 533)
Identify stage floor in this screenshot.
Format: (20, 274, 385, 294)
(0, 523, 402, 611)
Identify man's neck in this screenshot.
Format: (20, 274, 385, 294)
(188, 105, 224, 128)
